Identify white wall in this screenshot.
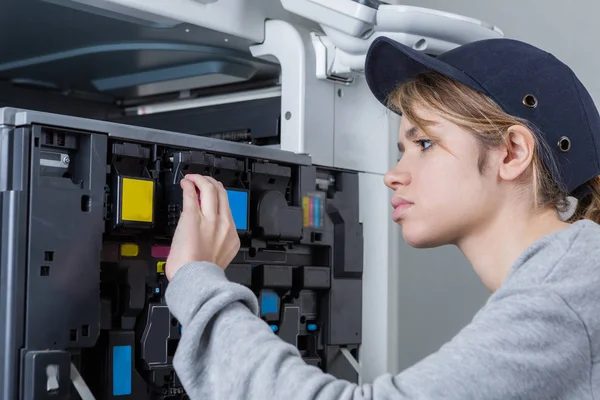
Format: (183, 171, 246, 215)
(392, 243, 490, 373)
(393, 0, 600, 106)
(384, 0, 599, 373)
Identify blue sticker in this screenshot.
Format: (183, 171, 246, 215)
(226, 189, 248, 230)
(270, 325, 279, 332)
(113, 345, 132, 396)
(314, 197, 321, 228)
(260, 292, 279, 315)
(307, 324, 317, 331)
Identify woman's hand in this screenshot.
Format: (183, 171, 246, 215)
(165, 174, 240, 281)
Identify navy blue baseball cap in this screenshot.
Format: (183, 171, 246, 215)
(364, 36, 600, 198)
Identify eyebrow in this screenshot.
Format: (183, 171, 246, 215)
(397, 127, 418, 153)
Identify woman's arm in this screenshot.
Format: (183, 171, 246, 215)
(166, 261, 403, 400)
(166, 260, 592, 400)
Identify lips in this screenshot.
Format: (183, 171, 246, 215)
(391, 196, 414, 220)
(391, 196, 413, 209)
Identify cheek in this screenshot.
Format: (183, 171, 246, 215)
(402, 160, 486, 247)
(413, 157, 485, 218)
(416, 158, 473, 200)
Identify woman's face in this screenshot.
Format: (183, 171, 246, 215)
(384, 106, 503, 248)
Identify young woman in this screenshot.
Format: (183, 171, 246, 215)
(164, 36, 600, 399)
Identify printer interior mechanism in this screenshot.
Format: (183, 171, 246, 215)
(2, 116, 363, 399)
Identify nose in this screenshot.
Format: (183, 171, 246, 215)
(384, 162, 411, 190)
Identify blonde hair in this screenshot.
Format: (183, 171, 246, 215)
(387, 70, 600, 223)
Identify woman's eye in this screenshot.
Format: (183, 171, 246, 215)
(416, 139, 433, 151)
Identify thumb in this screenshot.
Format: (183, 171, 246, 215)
(181, 178, 200, 213)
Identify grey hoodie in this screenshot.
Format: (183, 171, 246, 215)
(165, 219, 600, 399)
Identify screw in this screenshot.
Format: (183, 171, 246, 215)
(62, 156, 70, 165)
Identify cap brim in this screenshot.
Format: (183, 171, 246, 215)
(364, 37, 487, 113)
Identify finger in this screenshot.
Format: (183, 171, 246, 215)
(205, 176, 232, 218)
(184, 174, 219, 218)
(180, 178, 200, 214)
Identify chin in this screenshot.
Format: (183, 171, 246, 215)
(400, 222, 452, 248)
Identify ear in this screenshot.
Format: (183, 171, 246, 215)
(498, 125, 536, 182)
